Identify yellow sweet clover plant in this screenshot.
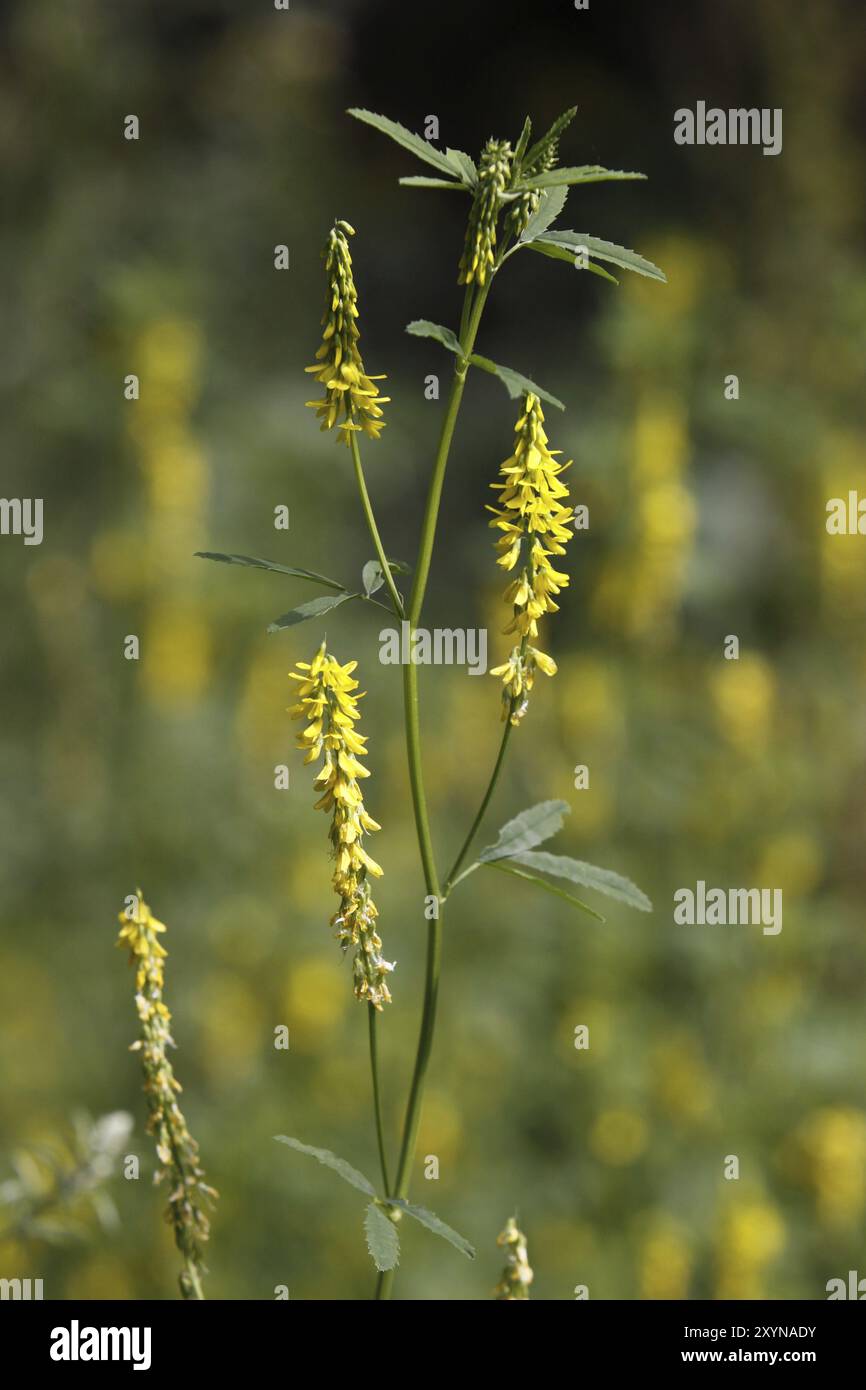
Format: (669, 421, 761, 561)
(198, 104, 663, 1298)
(117, 891, 217, 1299)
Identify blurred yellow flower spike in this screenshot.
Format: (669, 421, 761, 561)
(289, 642, 394, 1009)
(493, 1215, 533, 1299)
(305, 222, 389, 445)
(489, 392, 574, 724)
(116, 891, 217, 1300)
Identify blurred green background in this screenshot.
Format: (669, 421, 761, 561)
(2, 0, 866, 1300)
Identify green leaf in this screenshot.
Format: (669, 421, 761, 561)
(509, 850, 653, 912)
(406, 320, 463, 355)
(520, 165, 646, 189)
(389, 1199, 475, 1260)
(519, 186, 569, 242)
(399, 176, 466, 191)
(484, 860, 606, 922)
(526, 239, 620, 284)
(513, 116, 532, 166)
(273, 1137, 376, 1196)
(347, 108, 457, 178)
(444, 148, 477, 186)
(479, 799, 571, 863)
(267, 592, 354, 632)
(362, 557, 410, 596)
(540, 231, 666, 282)
(524, 106, 578, 171)
(469, 354, 565, 411)
(364, 1202, 400, 1272)
(195, 551, 345, 592)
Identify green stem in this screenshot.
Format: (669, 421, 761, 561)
(368, 1003, 391, 1196)
(182, 1257, 205, 1301)
(350, 433, 405, 617)
(374, 282, 493, 1302)
(444, 712, 515, 894)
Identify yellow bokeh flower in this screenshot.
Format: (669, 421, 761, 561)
(305, 221, 389, 445)
(288, 642, 394, 1008)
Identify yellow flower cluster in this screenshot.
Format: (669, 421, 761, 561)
(289, 642, 394, 1009)
(458, 139, 512, 286)
(493, 1216, 533, 1299)
(305, 221, 389, 445)
(489, 393, 574, 723)
(116, 892, 217, 1298)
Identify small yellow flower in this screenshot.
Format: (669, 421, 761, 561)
(305, 221, 389, 445)
(488, 393, 574, 723)
(493, 1215, 533, 1299)
(289, 642, 394, 1008)
(458, 139, 512, 286)
(116, 891, 217, 1299)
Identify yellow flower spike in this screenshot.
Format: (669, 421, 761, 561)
(305, 222, 390, 445)
(488, 393, 574, 724)
(288, 642, 394, 1009)
(493, 1215, 534, 1299)
(115, 891, 217, 1300)
(458, 139, 513, 286)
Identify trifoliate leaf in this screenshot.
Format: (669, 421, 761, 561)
(267, 592, 355, 632)
(364, 1202, 400, 1272)
(195, 551, 345, 591)
(389, 1199, 475, 1259)
(509, 851, 653, 912)
(399, 176, 466, 190)
(519, 186, 569, 243)
(273, 1137, 376, 1196)
(484, 860, 605, 922)
(405, 319, 463, 355)
(526, 239, 620, 284)
(520, 165, 646, 189)
(347, 108, 457, 178)
(479, 800, 571, 862)
(469, 354, 565, 411)
(540, 231, 666, 282)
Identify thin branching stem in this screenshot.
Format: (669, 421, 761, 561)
(350, 433, 405, 617)
(368, 1003, 391, 1196)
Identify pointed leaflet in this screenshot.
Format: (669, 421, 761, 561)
(484, 860, 606, 922)
(389, 1198, 475, 1259)
(519, 186, 569, 243)
(470, 354, 564, 411)
(512, 116, 532, 167)
(540, 232, 666, 282)
(520, 166, 646, 189)
(364, 1203, 400, 1272)
(445, 148, 477, 186)
(267, 592, 355, 632)
(273, 1137, 376, 1196)
(508, 850, 653, 912)
(406, 320, 463, 355)
(347, 109, 462, 180)
(399, 176, 466, 191)
(195, 551, 345, 591)
(526, 239, 620, 284)
(479, 800, 571, 863)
